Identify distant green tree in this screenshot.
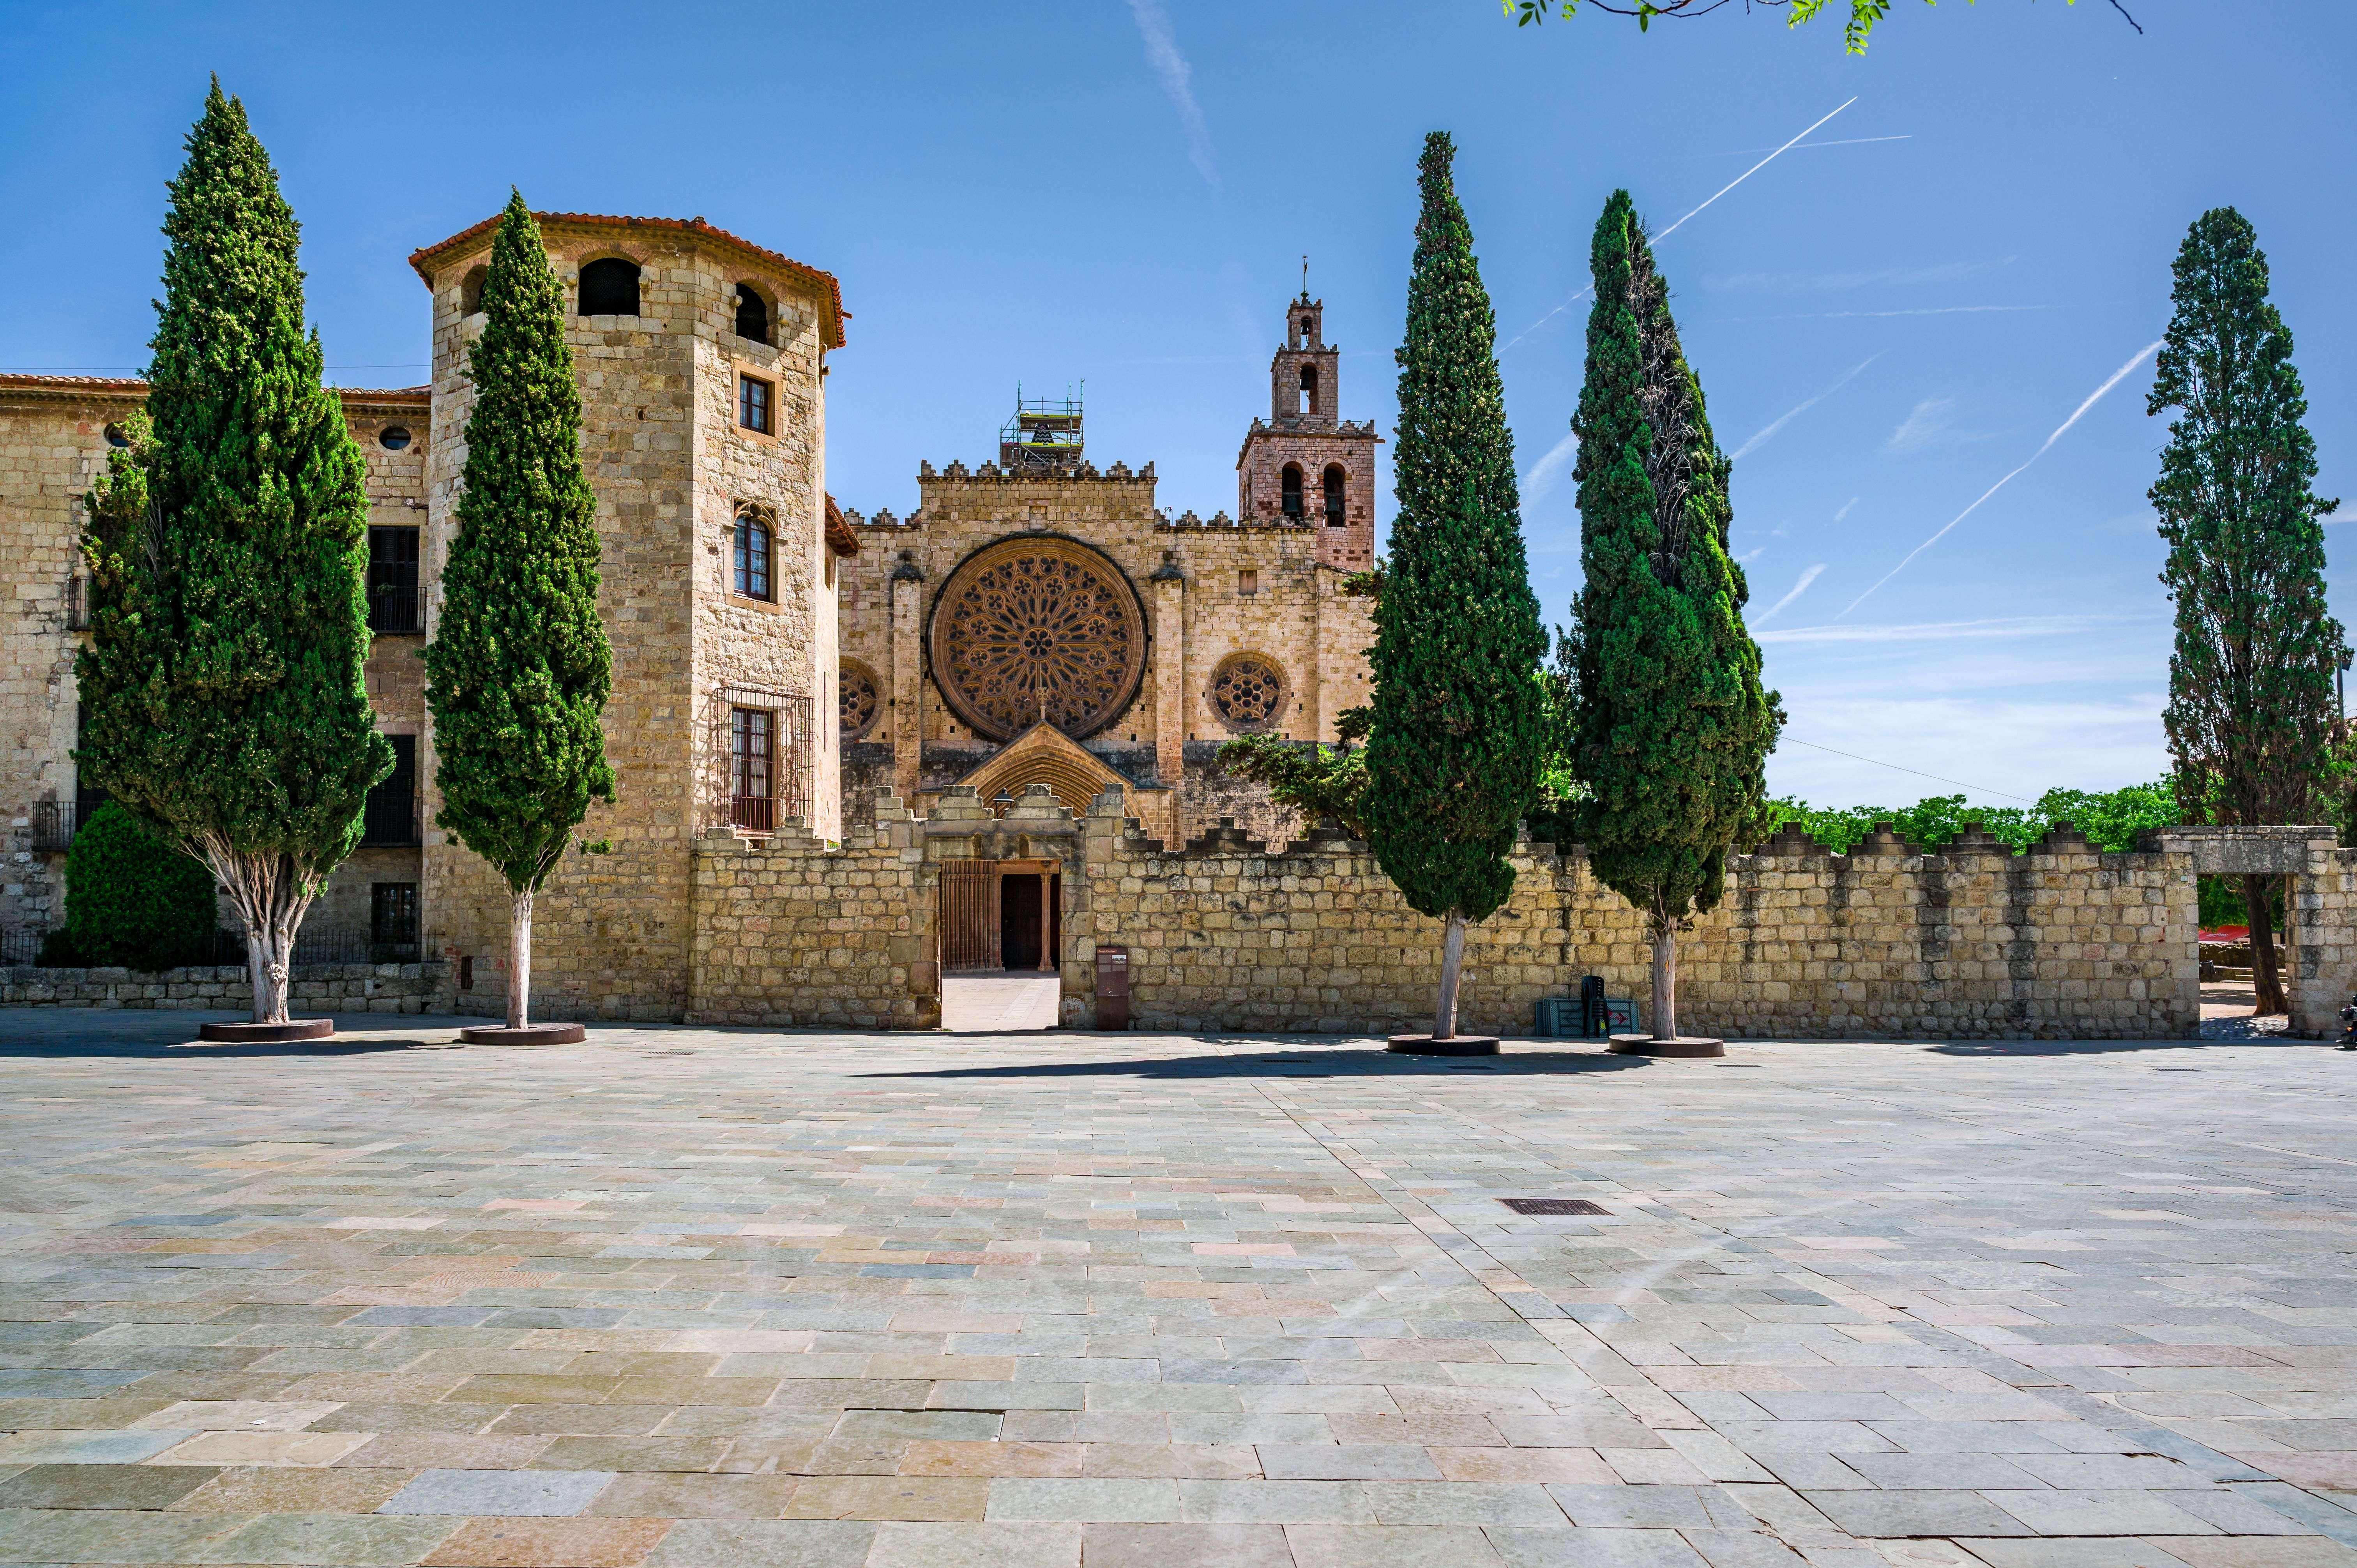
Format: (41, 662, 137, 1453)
(424, 193, 615, 1031)
(1216, 709, 1371, 841)
(1566, 190, 1781, 1044)
(1362, 131, 1550, 1042)
(57, 803, 219, 971)
(1504, 0, 2141, 54)
(1765, 782, 2175, 855)
(77, 82, 389, 1026)
(2149, 207, 2346, 1016)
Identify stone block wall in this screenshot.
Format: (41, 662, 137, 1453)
(2, 961, 447, 1014)
(686, 794, 938, 1030)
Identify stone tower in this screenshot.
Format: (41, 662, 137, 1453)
(406, 213, 848, 1020)
(1235, 293, 1379, 570)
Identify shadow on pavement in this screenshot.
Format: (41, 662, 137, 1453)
(1927, 1036, 2305, 1057)
(0, 1008, 474, 1059)
(863, 1046, 1655, 1081)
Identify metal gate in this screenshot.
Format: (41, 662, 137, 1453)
(939, 859, 1000, 972)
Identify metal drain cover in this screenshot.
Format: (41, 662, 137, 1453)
(1500, 1198, 1608, 1216)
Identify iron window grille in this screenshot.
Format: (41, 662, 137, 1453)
(360, 735, 421, 846)
(368, 526, 422, 632)
(706, 686, 812, 837)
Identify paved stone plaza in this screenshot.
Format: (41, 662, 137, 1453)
(2, 1012, 2355, 1567)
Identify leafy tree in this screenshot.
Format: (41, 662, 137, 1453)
(2148, 207, 2346, 1016)
(1362, 131, 1550, 1042)
(1504, 0, 2141, 53)
(1566, 190, 1781, 1043)
(56, 803, 219, 971)
(1217, 712, 1371, 841)
(78, 82, 390, 1026)
(1764, 782, 2175, 854)
(424, 193, 615, 1031)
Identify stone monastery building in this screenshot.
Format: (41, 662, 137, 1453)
(0, 210, 1376, 1017)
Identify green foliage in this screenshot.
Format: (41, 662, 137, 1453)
(2149, 207, 2346, 833)
(1765, 782, 2175, 854)
(1505, 0, 2138, 53)
(1564, 190, 1781, 937)
(76, 81, 389, 881)
(1360, 132, 1549, 927)
(61, 803, 219, 971)
(1217, 708, 1373, 841)
(424, 193, 615, 895)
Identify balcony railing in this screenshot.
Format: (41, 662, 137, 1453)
(31, 800, 80, 853)
(731, 794, 777, 834)
(360, 789, 422, 848)
(368, 584, 422, 634)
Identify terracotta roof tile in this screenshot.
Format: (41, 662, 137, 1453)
(825, 494, 861, 556)
(0, 374, 428, 407)
(408, 212, 846, 349)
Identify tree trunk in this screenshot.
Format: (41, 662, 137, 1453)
(207, 846, 310, 1026)
(1433, 909, 1466, 1040)
(1651, 924, 1677, 1042)
(245, 926, 286, 1026)
(508, 889, 534, 1030)
(2245, 872, 2286, 1016)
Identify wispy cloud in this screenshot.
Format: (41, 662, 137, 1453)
(1707, 258, 2011, 295)
(1730, 357, 1875, 462)
(1521, 428, 1580, 505)
(1724, 304, 2065, 324)
(1885, 397, 1956, 455)
(1758, 613, 2143, 646)
(1503, 96, 1856, 354)
(1833, 496, 1860, 523)
(1841, 340, 2164, 617)
(1752, 564, 1826, 626)
(1127, 0, 1218, 191)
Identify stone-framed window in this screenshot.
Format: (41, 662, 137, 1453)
(1280, 463, 1304, 520)
(733, 505, 774, 601)
(737, 372, 774, 436)
(1299, 363, 1317, 416)
(578, 256, 640, 317)
(840, 661, 882, 741)
(459, 265, 487, 317)
(1237, 569, 1258, 596)
(730, 706, 776, 832)
(1210, 653, 1286, 734)
(368, 526, 421, 633)
(371, 883, 419, 957)
(1323, 463, 1347, 526)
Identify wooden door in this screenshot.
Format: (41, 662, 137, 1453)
(939, 859, 1000, 972)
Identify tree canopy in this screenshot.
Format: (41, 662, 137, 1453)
(1504, 0, 2141, 54)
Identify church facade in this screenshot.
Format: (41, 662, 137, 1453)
(835, 293, 1378, 846)
(0, 210, 1378, 1019)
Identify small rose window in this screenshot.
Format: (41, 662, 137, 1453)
(1211, 654, 1286, 732)
(840, 661, 882, 740)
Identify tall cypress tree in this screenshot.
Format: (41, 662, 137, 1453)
(1567, 190, 1781, 1043)
(2149, 207, 2345, 1018)
(1364, 132, 1549, 1042)
(79, 81, 389, 1026)
(424, 193, 614, 1031)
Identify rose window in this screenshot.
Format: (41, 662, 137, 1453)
(839, 661, 881, 741)
(928, 539, 1148, 742)
(1212, 655, 1286, 731)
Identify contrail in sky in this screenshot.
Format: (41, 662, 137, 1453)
(1730, 356, 1876, 462)
(1521, 427, 1580, 505)
(1838, 339, 2164, 618)
(1752, 563, 1826, 625)
(1503, 96, 1859, 354)
(1127, 0, 1218, 191)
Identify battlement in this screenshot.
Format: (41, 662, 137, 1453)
(917, 458, 1155, 485)
(1154, 508, 1310, 533)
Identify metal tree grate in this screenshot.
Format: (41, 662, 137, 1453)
(1498, 1199, 1609, 1216)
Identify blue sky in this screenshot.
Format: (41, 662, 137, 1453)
(5, 1, 2352, 809)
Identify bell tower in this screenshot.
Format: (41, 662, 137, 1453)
(1235, 290, 1379, 569)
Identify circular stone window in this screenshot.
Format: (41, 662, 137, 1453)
(840, 660, 882, 741)
(1211, 653, 1287, 732)
(378, 426, 413, 451)
(102, 424, 130, 449)
(928, 537, 1147, 742)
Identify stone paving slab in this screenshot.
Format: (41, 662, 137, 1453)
(0, 1009, 2353, 1565)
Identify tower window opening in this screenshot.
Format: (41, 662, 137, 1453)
(733, 505, 774, 600)
(1323, 464, 1347, 527)
(459, 265, 488, 316)
(1299, 363, 1317, 415)
(738, 373, 773, 435)
(1280, 463, 1304, 520)
(734, 283, 770, 344)
(578, 256, 641, 317)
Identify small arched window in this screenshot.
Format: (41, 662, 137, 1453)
(1280, 463, 1304, 521)
(578, 256, 641, 318)
(1322, 464, 1347, 526)
(1299, 363, 1317, 416)
(733, 506, 774, 601)
(459, 265, 488, 316)
(733, 284, 770, 344)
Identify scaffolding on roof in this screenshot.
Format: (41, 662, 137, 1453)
(998, 383, 1083, 473)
